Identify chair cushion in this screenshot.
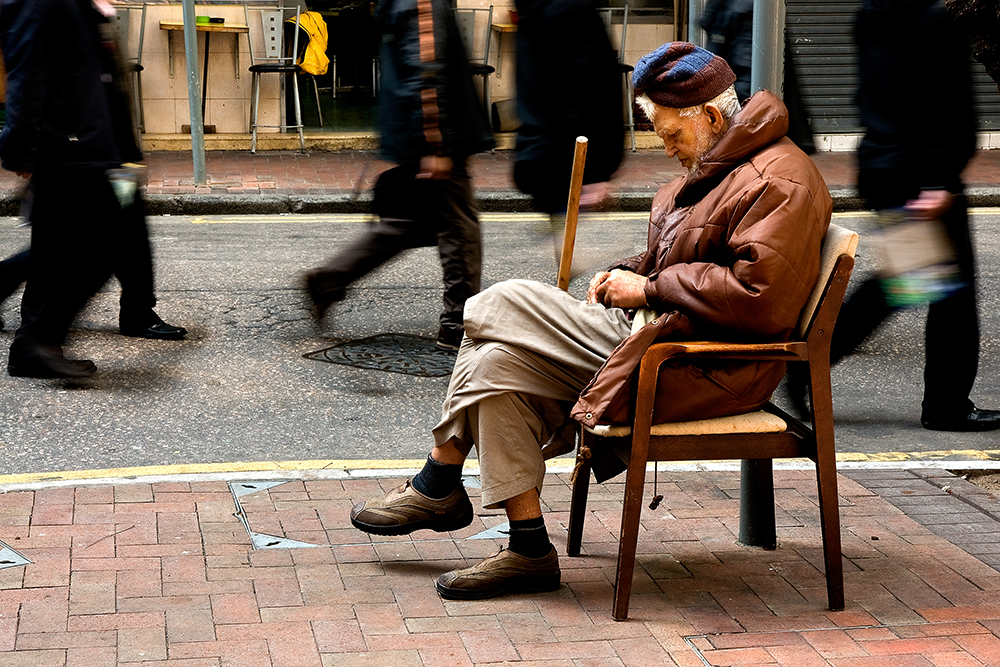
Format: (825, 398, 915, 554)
(797, 223, 860, 336)
(585, 409, 788, 437)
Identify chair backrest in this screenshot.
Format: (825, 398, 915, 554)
(113, 3, 147, 66)
(454, 5, 493, 65)
(246, 5, 302, 65)
(797, 223, 860, 338)
(597, 5, 629, 64)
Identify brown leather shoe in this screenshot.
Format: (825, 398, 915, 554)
(350, 479, 473, 536)
(436, 547, 561, 600)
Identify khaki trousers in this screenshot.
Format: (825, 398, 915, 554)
(432, 279, 632, 508)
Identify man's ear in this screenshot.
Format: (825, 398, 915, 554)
(704, 104, 726, 134)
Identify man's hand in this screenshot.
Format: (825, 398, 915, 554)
(587, 269, 648, 308)
(416, 155, 453, 180)
(906, 189, 953, 219)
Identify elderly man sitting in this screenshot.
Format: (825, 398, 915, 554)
(350, 43, 833, 601)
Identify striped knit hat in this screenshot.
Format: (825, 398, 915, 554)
(633, 42, 737, 108)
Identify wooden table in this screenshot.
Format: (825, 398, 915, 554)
(160, 21, 250, 124)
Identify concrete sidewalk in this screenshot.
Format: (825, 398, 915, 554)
(4, 463, 1000, 665)
(0, 148, 999, 215)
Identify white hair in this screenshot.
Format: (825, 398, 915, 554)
(635, 86, 742, 124)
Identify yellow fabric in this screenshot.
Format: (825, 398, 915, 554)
(290, 11, 330, 76)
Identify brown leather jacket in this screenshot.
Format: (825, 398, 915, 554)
(572, 91, 832, 430)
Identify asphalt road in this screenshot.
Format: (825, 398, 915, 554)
(0, 209, 997, 477)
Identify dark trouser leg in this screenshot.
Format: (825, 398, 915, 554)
(432, 165, 481, 340)
(12, 170, 116, 352)
(0, 247, 30, 302)
(308, 215, 432, 295)
(830, 277, 895, 366)
(307, 165, 436, 311)
(922, 194, 978, 417)
(113, 197, 158, 322)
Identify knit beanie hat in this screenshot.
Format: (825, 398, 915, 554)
(633, 42, 737, 108)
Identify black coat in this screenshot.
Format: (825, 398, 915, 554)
(855, 0, 977, 188)
(513, 0, 623, 187)
(374, 0, 494, 166)
(0, 0, 140, 174)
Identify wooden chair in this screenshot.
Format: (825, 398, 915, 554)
(566, 223, 859, 621)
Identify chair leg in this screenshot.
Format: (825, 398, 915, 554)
(811, 360, 845, 611)
(567, 430, 593, 557)
(250, 71, 261, 154)
(613, 432, 650, 621)
(291, 73, 305, 153)
(625, 75, 636, 152)
(311, 75, 324, 128)
(332, 55, 337, 100)
(135, 71, 145, 134)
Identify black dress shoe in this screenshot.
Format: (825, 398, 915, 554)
(921, 407, 1000, 432)
(8, 346, 97, 378)
(304, 271, 346, 321)
(120, 320, 187, 340)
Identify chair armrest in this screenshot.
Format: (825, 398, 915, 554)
(631, 339, 809, 428)
(641, 340, 808, 367)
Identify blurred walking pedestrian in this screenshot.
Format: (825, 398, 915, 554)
(512, 0, 624, 235)
(700, 0, 815, 153)
(304, 0, 494, 351)
(788, 0, 999, 431)
(0, 0, 186, 379)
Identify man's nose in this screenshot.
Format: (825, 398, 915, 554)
(663, 142, 677, 157)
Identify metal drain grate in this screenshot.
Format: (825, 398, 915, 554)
(0, 542, 31, 569)
(303, 333, 457, 377)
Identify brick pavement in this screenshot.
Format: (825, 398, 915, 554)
(0, 148, 998, 200)
(3, 466, 1000, 665)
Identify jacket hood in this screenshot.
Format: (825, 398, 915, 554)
(676, 90, 789, 205)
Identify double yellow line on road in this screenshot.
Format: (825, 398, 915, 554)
(183, 208, 1000, 226)
(2, 449, 1000, 487)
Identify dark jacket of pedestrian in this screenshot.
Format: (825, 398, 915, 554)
(572, 91, 832, 433)
(513, 0, 623, 210)
(700, 0, 753, 101)
(0, 0, 140, 174)
(374, 0, 494, 167)
(855, 0, 976, 190)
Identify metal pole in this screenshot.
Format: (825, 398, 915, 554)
(739, 459, 777, 549)
(738, 0, 786, 549)
(181, 0, 207, 184)
(687, 0, 706, 46)
(750, 0, 785, 99)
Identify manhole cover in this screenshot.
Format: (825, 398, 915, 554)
(304, 333, 457, 377)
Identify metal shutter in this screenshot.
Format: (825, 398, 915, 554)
(786, 0, 861, 134)
(785, 0, 1000, 134)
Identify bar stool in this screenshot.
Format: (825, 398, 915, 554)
(245, 5, 307, 153)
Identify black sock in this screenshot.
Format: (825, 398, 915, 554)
(507, 516, 553, 558)
(411, 455, 463, 499)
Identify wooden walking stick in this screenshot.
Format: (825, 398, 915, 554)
(556, 136, 589, 291)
